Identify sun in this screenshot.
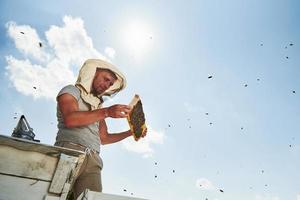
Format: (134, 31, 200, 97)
(122, 20, 153, 58)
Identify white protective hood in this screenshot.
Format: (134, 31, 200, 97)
(75, 59, 127, 110)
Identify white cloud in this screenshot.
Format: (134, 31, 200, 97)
(45, 16, 105, 65)
(297, 194, 300, 200)
(195, 178, 216, 190)
(5, 15, 108, 100)
(6, 21, 50, 62)
(6, 56, 75, 99)
(122, 126, 165, 157)
(104, 47, 116, 59)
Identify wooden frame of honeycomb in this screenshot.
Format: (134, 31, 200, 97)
(127, 94, 147, 141)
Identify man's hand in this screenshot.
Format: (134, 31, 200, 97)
(106, 104, 131, 118)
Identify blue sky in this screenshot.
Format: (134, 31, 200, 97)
(0, 0, 300, 200)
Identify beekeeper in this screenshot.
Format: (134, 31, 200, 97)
(54, 59, 146, 199)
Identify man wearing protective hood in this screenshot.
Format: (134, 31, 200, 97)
(54, 59, 145, 199)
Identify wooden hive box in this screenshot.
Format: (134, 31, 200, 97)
(0, 135, 85, 200)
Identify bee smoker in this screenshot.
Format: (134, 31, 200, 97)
(11, 115, 40, 142)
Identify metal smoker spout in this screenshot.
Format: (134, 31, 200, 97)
(11, 115, 40, 142)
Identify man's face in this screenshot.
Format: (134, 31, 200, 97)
(92, 69, 117, 95)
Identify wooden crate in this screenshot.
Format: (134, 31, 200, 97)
(0, 135, 84, 200)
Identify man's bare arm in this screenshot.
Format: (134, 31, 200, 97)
(58, 94, 131, 128)
(99, 120, 132, 145)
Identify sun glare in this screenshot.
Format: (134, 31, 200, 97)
(122, 20, 153, 58)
